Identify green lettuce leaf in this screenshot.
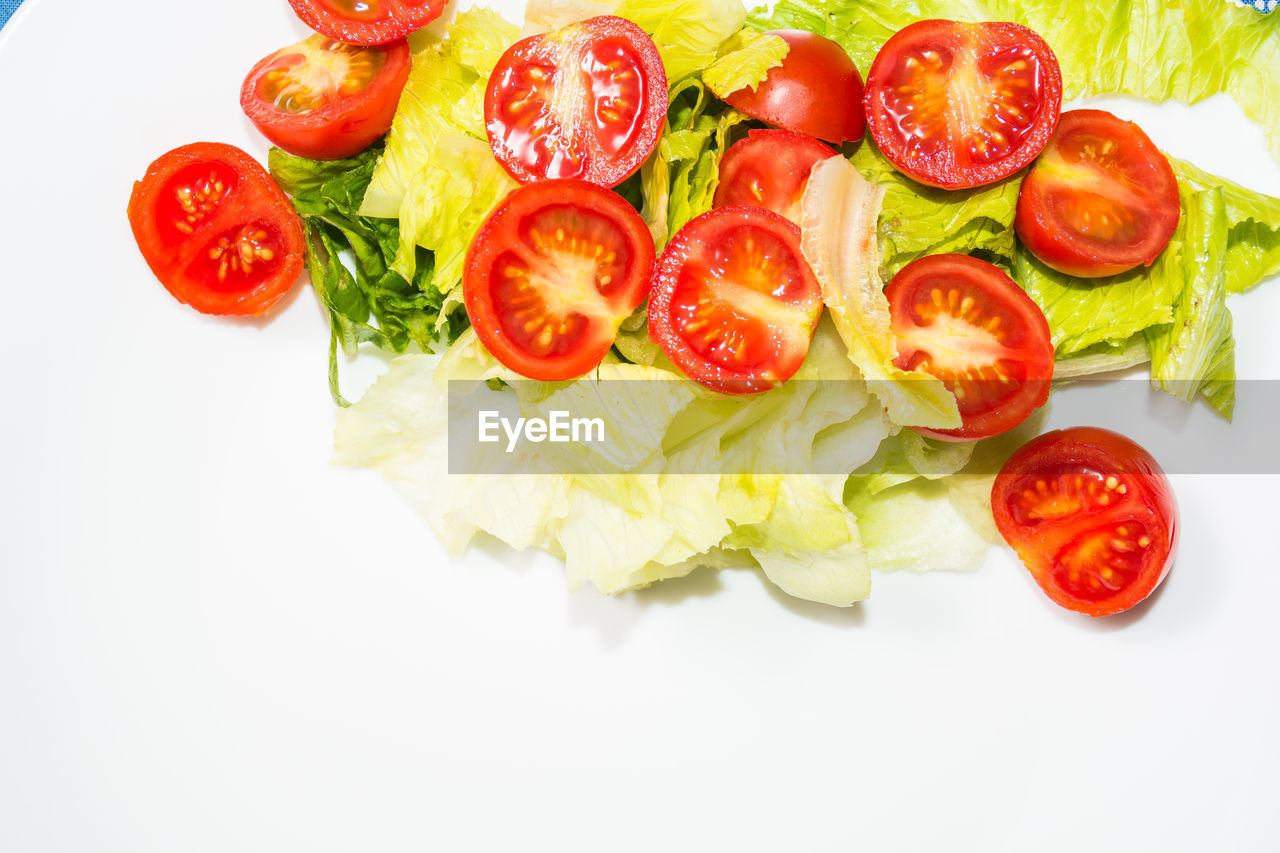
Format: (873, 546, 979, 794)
(701, 28, 790, 98)
(799, 156, 961, 429)
(360, 8, 520, 219)
(1145, 187, 1237, 419)
(614, 0, 748, 83)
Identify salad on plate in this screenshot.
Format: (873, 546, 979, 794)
(126, 0, 1280, 617)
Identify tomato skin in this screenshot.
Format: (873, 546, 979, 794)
(887, 254, 1054, 441)
(464, 179, 654, 381)
(485, 16, 667, 188)
(127, 143, 305, 317)
(721, 31, 865, 145)
(286, 0, 446, 46)
(991, 427, 1179, 617)
(240, 36, 411, 161)
(712, 129, 837, 224)
(648, 206, 823, 395)
(864, 20, 1062, 189)
(1016, 109, 1181, 278)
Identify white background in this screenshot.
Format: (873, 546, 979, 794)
(2, 1, 1279, 850)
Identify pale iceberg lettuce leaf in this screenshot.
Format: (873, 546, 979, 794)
(702, 29, 790, 99)
(392, 135, 518, 294)
(360, 9, 520, 218)
(847, 478, 993, 574)
(799, 156, 961, 429)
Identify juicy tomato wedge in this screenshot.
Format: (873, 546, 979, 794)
(712, 129, 837, 225)
(991, 427, 1179, 617)
(720, 31, 865, 145)
(648, 206, 823, 395)
(464, 179, 654, 381)
(887, 254, 1054, 440)
(127, 143, 305, 316)
(1016, 109, 1181, 278)
(864, 20, 1062, 189)
(286, 0, 445, 46)
(240, 35, 411, 161)
(485, 16, 666, 187)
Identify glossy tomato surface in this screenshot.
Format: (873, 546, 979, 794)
(864, 19, 1062, 189)
(648, 206, 823, 394)
(485, 16, 666, 187)
(1016, 109, 1181, 278)
(712, 129, 837, 225)
(127, 143, 305, 316)
(464, 179, 654, 381)
(241, 35, 411, 161)
(888, 254, 1054, 440)
(286, 0, 445, 46)
(992, 427, 1179, 617)
(721, 30, 865, 145)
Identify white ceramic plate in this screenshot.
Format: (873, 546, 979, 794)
(3, 2, 1279, 849)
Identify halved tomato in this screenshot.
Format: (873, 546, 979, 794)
(863, 20, 1062, 189)
(286, 0, 445, 46)
(719, 30, 865, 145)
(127, 143, 305, 316)
(991, 427, 1179, 617)
(241, 35, 411, 161)
(485, 16, 666, 187)
(464, 179, 654, 381)
(712, 129, 837, 225)
(648, 206, 823, 394)
(1016, 109, 1181, 278)
(887, 254, 1053, 440)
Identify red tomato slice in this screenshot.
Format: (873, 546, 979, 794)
(991, 427, 1179, 617)
(712, 129, 837, 225)
(648, 206, 823, 395)
(864, 20, 1062, 189)
(240, 35, 411, 161)
(286, 0, 445, 46)
(720, 31, 865, 145)
(887, 254, 1054, 440)
(485, 16, 667, 187)
(127, 143, 305, 316)
(464, 179, 654, 381)
(1016, 109, 1181, 278)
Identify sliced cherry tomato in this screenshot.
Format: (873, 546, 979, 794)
(712, 129, 837, 225)
(648, 206, 822, 395)
(240, 35, 411, 161)
(1015, 109, 1181, 278)
(464, 179, 654, 380)
(991, 427, 1179, 617)
(286, 0, 445, 46)
(720, 31, 865, 145)
(127, 143, 305, 316)
(863, 20, 1062, 189)
(485, 16, 666, 187)
(887, 254, 1053, 440)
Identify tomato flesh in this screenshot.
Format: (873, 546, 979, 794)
(1016, 109, 1181, 278)
(128, 143, 304, 317)
(241, 35, 410, 161)
(887, 254, 1054, 440)
(649, 207, 822, 395)
(485, 16, 666, 187)
(464, 180, 654, 380)
(713, 129, 837, 225)
(721, 31, 865, 145)
(864, 20, 1062, 189)
(992, 427, 1178, 617)
(287, 0, 446, 46)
